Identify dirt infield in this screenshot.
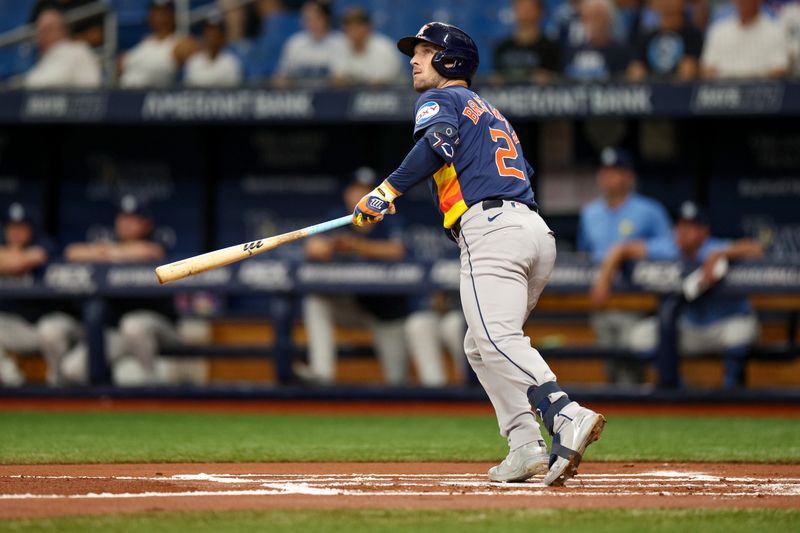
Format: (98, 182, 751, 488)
(1, 462, 799, 519)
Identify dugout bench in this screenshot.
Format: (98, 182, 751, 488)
(2, 257, 799, 391)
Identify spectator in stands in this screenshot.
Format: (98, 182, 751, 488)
(578, 148, 672, 383)
(614, 0, 659, 46)
(591, 201, 765, 388)
(700, 0, 789, 79)
(563, 0, 631, 81)
(330, 7, 403, 86)
(547, 0, 586, 48)
(492, 0, 562, 84)
(63, 196, 185, 386)
(119, 0, 198, 88)
(272, 0, 344, 87)
(29, 0, 104, 47)
(0, 203, 81, 387)
(218, 0, 267, 42)
(627, 0, 704, 81)
(297, 167, 412, 386)
(184, 15, 243, 87)
(780, 1, 800, 77)
(24, 8, 101, 89)
(687, 0, 711, 33)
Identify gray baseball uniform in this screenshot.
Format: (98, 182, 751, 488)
(457, 201, 569, 450)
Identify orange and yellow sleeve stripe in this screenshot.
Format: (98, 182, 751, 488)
(433, 163, 468, 228)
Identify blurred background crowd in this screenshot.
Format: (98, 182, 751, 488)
(1, 0, 799, 89)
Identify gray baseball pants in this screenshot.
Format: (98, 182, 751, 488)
(457, 200, 560, 451)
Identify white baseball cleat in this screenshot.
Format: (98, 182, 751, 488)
(488, 441, 549, 483)
(543, 407, 606, 487)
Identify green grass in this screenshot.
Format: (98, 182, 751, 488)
(1, 411, 799, 464)
(3, 509, 799, 533)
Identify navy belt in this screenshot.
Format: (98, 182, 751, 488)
(480, 199, 537, 212)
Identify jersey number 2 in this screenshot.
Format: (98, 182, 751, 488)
(489, 128, 525, 180)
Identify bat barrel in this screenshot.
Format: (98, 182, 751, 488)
(154, 214, 353, 284)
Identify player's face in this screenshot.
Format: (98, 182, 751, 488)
(115, 213, 153, 242)
(410, 42, 447, 92)
(675, 220, 709, 255)
(4, 222, 32, 248)
(597, 167, 634, 198)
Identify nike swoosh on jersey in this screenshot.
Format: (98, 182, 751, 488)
(488, 212, 503, 222)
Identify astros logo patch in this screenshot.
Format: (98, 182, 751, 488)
(416, 102, 440, 125)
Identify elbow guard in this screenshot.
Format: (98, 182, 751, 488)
(423, 123, 460, 163)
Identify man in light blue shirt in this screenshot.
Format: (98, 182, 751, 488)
(592, 201, 765, 387)
(579, 147, 672, 383)
(578, 148, 672, 262)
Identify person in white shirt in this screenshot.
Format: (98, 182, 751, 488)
(120, 0, 196, 88)
(780, 1, 800, 76)
(701, 0, 789, 79)
(184, 16, 243, 87)
(24, 8, 101, 89)
(330, 7, 404, 86)
(273, 0, 344, 86)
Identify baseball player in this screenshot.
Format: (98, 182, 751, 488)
(579, 148, 672, 383)
(592, 201, 765, 387)
(351, 22, 605, 486)
(0, 203, 81, 386)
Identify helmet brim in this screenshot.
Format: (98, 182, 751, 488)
(397, 36, 424, 57)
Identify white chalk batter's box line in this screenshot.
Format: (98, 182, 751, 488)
(2, 470, 799, 500)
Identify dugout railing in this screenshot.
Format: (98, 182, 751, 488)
(1, 258, 798, 395)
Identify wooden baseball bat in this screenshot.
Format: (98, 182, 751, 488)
(155, 214, 353, 285)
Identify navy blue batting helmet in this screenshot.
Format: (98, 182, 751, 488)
(397, 22, 479, 86)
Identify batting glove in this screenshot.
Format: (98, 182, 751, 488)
(352, 180, 399, 226)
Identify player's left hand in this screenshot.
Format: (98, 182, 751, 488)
(352, 181, 399, 226)
(701, 251, 727, 289)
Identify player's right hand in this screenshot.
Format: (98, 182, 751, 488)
(352, 181, 399, 226)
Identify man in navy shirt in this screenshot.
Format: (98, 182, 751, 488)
(349, 22, 605, 487)
(563, 0, 630, 81)
(591, 201, 764, 387)
(299, 168, 412, 386)
(493, 0, 562, 83)
(628, 0, 704, 81)
(0, 203, 82, 387)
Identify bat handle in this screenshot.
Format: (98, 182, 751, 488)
(306, 215, 353, 236)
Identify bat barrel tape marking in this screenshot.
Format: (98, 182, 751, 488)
(155, 214, 353, 285)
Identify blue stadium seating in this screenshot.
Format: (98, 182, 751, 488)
(0, 0, 36, 32)
(244, 11, 301, 80)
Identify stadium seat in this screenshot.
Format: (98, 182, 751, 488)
(110, 0, 150, 24)
(244, 12, 300, 80)
(0, 0, 36, 32)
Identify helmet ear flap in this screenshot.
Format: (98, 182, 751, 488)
(431, 49, 447, 75)
(431, 51, 470, 85)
